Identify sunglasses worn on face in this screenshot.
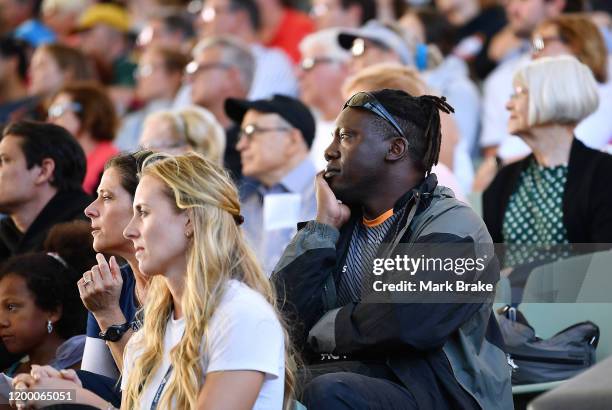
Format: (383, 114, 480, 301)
(47, 102, 82, 119)
(343, 92, 408, 140)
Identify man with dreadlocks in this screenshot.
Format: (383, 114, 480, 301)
(272, 89, 512, 409)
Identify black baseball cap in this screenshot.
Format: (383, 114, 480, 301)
(224, 94, 316, 148)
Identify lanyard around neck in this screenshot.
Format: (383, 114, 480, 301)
(150, 365, 173, 410)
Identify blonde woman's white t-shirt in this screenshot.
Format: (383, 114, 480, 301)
(121, 279, 285, 409)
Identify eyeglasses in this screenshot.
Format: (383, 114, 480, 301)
(310, 3, 332, 17)
(531, 35, 563, 54)
(343, 91, 407, 140)
(237, 124, 292, 144)
(300, 57, 338, 71)
(47, 102, 82, 119)
(201, 5, 235, 22)
(509, 86, 528, 100)
(135, 63, 163, 78)
(185, 61, 232, 76)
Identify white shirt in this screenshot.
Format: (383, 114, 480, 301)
(121, 280, 285, 410)
(310, 118, 335, 171)
(249, 44, 299, 100)
(479, 52, 530, 156)
(432, 163, 466, 202)
(240, 159, 318, 275)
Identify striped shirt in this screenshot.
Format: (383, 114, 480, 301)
(337, 210, 398, 305)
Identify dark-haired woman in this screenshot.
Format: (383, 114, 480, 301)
(47, 82, 119, 195)
(0, 221, 94, 376)
(80, 152, 151, 379)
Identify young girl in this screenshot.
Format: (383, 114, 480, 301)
(1, 221, 93, 376)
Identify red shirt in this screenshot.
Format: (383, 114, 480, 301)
(83, 141, 119, 195)
(264, 8, 314, 64)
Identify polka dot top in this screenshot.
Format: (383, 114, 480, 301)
(502, 158, 569, 267)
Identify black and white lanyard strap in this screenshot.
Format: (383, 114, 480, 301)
(150, 365, 174, 410)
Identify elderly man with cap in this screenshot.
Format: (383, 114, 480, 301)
(338, 20, 415, 74)
(225, 94, 317, 275)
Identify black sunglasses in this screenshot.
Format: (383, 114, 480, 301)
(343, 92, 407, 140)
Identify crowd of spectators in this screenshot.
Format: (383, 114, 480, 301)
(0, 0, 611, 408)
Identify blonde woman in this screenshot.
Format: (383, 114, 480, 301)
(139, 106, 226, 164)
(12, 153, 294, 410)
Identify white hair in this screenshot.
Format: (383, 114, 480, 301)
(192, 35, 255, 92)
(299, 28, 350, 63)
(514, 55, 599, 127)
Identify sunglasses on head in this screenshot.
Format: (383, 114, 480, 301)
(343, 92, 407, 140)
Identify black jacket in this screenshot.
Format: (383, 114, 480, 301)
(0, 190, 91, 262)
(272, 175, 513, 410)
(483, 138, 612, 244)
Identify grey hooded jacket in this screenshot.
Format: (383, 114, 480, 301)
(272, 174, 513, 409)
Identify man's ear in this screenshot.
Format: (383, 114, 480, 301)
(35, 158, 56, 185)
(385, 137, 409, 161)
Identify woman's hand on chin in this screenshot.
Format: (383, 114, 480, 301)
(78, 254, 125, 327)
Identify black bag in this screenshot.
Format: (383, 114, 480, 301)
(497, 305, 599, 385)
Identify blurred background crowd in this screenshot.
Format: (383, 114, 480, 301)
(0, 0, 610, 197)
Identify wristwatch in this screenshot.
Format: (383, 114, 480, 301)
(99, 322, 131, 342)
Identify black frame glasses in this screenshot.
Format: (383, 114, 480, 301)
(237, 124, 292, 144)
(343, 92, 407, 140)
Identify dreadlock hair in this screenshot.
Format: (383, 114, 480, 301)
(369, 89, 454, 174)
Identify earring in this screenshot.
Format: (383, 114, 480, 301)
(185, 230, 193, 238)
(47, 320, 53, 334)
